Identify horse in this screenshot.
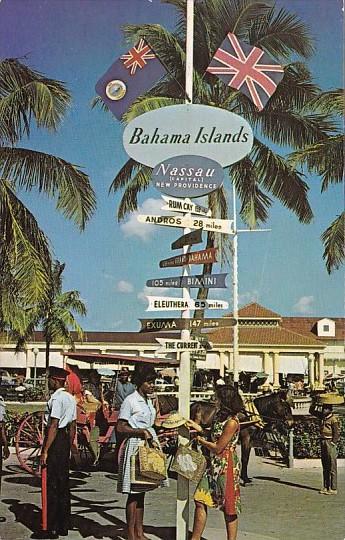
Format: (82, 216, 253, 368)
(157, 390, 293, 485)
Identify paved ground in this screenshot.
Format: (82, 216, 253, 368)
(0, 451, 344, 540)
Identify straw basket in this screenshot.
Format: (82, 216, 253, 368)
(138, 441, 167, 481)
(318, 392, 344, 405)
(170, 442, 206, 482)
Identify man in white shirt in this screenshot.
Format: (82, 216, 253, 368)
(39, 367, 77, 539)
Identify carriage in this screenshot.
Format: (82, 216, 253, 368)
(14, 351, 180, 476)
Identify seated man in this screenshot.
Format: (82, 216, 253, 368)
(112, 368, 135, 410)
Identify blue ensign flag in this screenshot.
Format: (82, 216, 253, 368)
(95, 39, 167, 120)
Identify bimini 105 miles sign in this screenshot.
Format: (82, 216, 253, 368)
(123, 104, 253, 168)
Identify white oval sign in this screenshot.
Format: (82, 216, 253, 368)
(123, 104, 253, 167)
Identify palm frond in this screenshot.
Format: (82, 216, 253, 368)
(252, 139, 313, 223)
(117, 166, 152, 220)
(0, 147, 96, 229)
(308, 89, 344, 116)
(288, 135, 344, 191)
(123, 96, 182, 123)
(230, 157, 272, 227)
(0, 58, 70, 144)
(321, 213, 344, 274)
(249, 7, 314, 58)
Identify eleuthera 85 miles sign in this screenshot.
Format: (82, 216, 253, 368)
(123, 104, 253, 168)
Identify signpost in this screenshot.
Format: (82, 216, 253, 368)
(146, 296, 229, 311)
(161, 194, 211, 216)
(139, 317, 236, 332)
(155, 337, 210, 353)
(146, 272, 227, 288)
(171, 229, 202, 250)
(138, 214, 234, 234)
(159, 247, 217, 268)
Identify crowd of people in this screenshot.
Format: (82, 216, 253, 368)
(0, 365, 343, 540)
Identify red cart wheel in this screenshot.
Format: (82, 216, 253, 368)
(15, 411, 45, 476)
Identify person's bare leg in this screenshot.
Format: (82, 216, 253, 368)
(135, 494, 150, 540)
(224, 513, 238, 540)
(191, 501, 208, 540)
(126, 495, 138, 540)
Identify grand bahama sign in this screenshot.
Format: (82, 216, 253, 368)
(123, 104, 254, 168)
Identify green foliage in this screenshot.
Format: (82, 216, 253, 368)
(0, 58, 96, 330)
(293, 417, 345, 459)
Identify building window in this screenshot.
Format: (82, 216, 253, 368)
(323, 325, 329, 332)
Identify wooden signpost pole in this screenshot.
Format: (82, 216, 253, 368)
(176, 1, 194, 538)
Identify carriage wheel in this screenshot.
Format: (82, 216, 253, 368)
(15, 411, 45, 476)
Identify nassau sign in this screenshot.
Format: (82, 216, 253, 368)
(153, 155, 223, 198)
(123, 104, 253, 167)
(146, 296, 229, 311)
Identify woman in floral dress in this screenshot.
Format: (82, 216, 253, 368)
(192, 385, 244, 540)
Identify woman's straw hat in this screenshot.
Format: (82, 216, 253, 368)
(161, 412, 187, 429)
(318, 392, 344, 405)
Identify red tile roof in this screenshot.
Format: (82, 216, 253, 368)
(282, 317, 344, 341)
(208, 325, 323, 347)
(226, 302, 282, 319)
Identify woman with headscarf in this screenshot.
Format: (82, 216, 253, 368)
(116, 363, 167, 540)
(191, 385, 244, 540)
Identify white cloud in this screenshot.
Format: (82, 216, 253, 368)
(239, 289, 259, 305)
(116, 280, 134, 293)
(137, 285, 170, 304)
(120, 198, 168, 242)
(293, 296, 314, 314)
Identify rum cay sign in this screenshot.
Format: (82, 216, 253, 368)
(123, 104, 253, 168)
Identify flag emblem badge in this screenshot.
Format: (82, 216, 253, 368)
(206, 32, 284, 110)
(105, 80, 127, 101)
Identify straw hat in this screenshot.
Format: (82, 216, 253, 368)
(318, 392, 344, 405)
(161, 412, 187, 429)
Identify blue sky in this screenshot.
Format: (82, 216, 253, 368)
(0, 0, 343, 331)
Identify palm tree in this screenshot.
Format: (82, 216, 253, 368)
(288, 90, 344, 273)
(0, 59, 96, 329)
(14, 260, 86, 390)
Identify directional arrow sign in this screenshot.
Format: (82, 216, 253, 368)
(155, 337, 207, 353)
(161, 195, 211, 217)
(146, 273, 227, 288)
(171, 229, 203, 250)
(160, 248, 217, 268)
(138, 214, 234, 234)
(137, 214, 186, 229)
(139, 317, 236, 332)
(146, 296, 229, 311)
(190, 348, 208, 361)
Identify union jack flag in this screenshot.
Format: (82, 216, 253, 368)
(206, 32, 284, 111)
(121, 39, 156, 75)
